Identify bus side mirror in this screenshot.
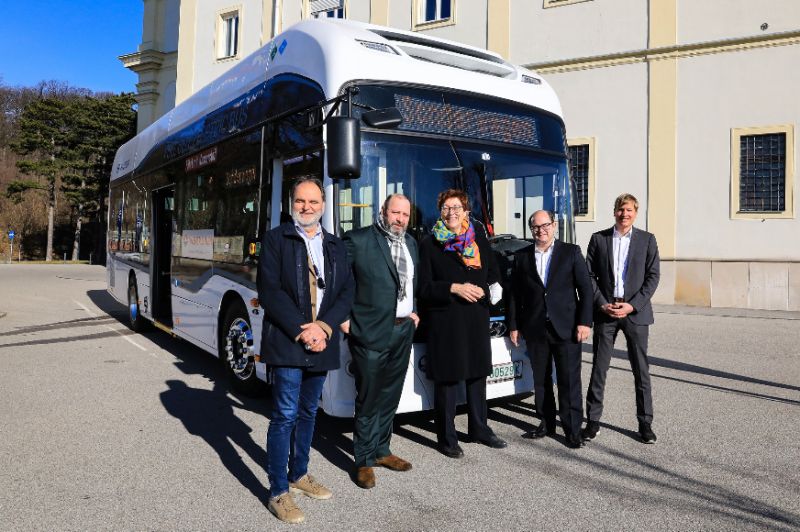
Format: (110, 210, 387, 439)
(327, 116, 361, 179)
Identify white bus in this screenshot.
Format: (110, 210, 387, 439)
(107, 19, 576, 417)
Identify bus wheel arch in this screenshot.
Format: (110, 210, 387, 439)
(127, 272, 150, 332)
(219, 294, 264, 395)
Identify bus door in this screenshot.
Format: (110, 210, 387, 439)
(151, 186, 174, 327)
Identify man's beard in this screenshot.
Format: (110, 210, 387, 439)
(292, 209, 323, 229)
(382, 214, 406, 237)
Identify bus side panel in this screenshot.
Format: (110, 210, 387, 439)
(319, 337, 533, 417)
(171, 273, 260, 354)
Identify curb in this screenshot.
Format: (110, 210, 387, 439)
(654, 304, 800, 321)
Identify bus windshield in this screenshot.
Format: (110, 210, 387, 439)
(335, 132, 574, 243)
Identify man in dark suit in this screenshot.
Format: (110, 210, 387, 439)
(258, 177, 354, 524)
(507, 210, 593, 449)
(342, 194, 419, 489)
(582, 193, 660, 444)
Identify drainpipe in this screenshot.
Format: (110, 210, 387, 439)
(272, 1, 280, 38)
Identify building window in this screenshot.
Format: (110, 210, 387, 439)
(413, 0, 455, 29)
(308, 0, 345, 19)
(731, 125, 794, 219)
(543, 0, 593, 8)
(218, 10, 240, 59)
(422, 0, 451, 22)
(568, 137, 596, 220)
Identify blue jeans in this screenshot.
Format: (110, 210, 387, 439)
(266, 366, 327, 499)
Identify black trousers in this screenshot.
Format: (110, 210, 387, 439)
(586, 317, 653, 425)
(434, 377, 493, 448)
(350, 320, 415, 467)
(526, 322, 583, 438)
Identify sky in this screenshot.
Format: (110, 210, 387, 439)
(0, 1, 144, 94)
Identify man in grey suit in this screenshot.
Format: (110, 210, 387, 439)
(341, 194, 419, 489)
(582, 193, 660, 444)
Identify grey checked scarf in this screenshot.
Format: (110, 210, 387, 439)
(376, 215, 408, 301)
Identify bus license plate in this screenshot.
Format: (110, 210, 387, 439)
(488, 360, 522, 384)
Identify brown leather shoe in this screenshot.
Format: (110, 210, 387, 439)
(375, 454, 413, 471)
(354, 466, 375, 489)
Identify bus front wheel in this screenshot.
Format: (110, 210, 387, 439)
(127, 277, 150, 332)
(220, 303, 263, 395)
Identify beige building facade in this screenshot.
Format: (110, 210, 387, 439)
(123, 0, 800, 310)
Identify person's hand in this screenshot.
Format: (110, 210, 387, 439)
(299, 322, 327, 350)
(601, 303, 617, 317)
(409, 312, 420, 328)
(307, 338, 327, 352)
(576, 325, 590, 343)
(340, 320, 350, 335)
(609, 302, 634, 319)
(510, 330, 519, 347)
(451, 283, 485, 303)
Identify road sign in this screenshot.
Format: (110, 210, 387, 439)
(8, 230, 14, 240)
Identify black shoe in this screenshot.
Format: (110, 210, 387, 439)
(476, 434, 507, 449)
(438, 444, 465, 458)
(522, 423, 555, 439)
(565, 434, 584, 449)
(639, 423, 657, 444)
(581, 420, 600, 441)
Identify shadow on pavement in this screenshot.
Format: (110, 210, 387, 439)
(0, 315, 116, 337)
(581, 344, 800, 405)
(87, 289, 271, 505)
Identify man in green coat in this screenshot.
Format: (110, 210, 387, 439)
(341, 194, 419, 489)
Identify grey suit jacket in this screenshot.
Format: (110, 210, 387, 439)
(585, 226, 660, 325)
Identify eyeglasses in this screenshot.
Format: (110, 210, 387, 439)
(440, 206, 464, 214)
(531, 222, 554, 232)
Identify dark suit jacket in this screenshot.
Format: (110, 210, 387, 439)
(343, 225, 419, 351)
(586, 226, 660, 325)
(257, 222, 354, 370)
(507, 240, 593, 342)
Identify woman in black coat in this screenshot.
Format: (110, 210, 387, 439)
(418, 189, 507, 458)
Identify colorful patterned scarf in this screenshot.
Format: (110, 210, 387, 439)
(432, 218, 482, 269)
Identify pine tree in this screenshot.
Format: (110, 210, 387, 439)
(64, 94, 137, 260)
(9, 97, 76, 260)
(8, 92, 136, 261)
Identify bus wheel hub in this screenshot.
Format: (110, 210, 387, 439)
(226, 317, 254, 379)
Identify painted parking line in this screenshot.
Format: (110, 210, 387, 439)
(74, 300, 147, 352)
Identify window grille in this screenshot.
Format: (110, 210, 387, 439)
(739, 133, 786, 212)
(568, 144, 590, 216)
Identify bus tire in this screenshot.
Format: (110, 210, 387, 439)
(220, 302, 264, 396)
(127, 276, 150, 333)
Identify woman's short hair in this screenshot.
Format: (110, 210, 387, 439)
(436, 189, 470, 212)
(614, 193, 639, 212)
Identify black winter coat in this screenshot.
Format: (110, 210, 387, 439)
(418, 229, 500, 381)
(257, 222, 354, 371)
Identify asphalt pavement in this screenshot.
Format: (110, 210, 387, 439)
(0, 264, 798, 531)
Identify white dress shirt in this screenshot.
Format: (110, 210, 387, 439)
(534, 241, 555, 287)
(612, 227, 633, 299)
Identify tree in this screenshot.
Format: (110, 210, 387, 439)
(7, 90, 136, 261)
(61, 94, 137, 260)
(10, 97, 76, 260)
